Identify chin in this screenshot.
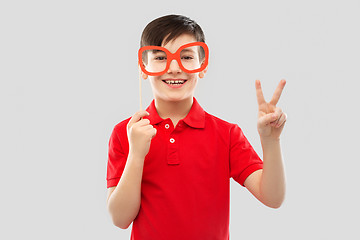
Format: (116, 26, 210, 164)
(160, 94, 193, 103)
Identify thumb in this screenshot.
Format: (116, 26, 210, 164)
(150, 128, 157, 139)
(258, 113, 277, 128)
(128, 110, 150, 128)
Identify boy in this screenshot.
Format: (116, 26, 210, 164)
(106, 14, 287, 240)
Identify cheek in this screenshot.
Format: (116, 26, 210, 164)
(148, 77, 163, 92)
(149, 76, 161, 84)
(187, 73, 198, 82)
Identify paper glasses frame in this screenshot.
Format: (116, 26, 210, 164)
(138, 42, 209, 76)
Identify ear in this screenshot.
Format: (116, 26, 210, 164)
(141, 71, 148, 80)
(138, 65, 148, 79)
(198, 67, 208, 79)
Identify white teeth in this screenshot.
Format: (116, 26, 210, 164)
(165, 80, 185, 84)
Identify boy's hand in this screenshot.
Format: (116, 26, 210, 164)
(255, 79, 287, 140)
(127, 111, 157, 159)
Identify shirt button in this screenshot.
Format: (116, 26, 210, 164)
(165, 124, 170, 129)
(169, 138, 175, 143)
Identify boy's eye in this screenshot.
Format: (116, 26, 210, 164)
(181, 55, 194, 60)
(155, 56, 167, 60)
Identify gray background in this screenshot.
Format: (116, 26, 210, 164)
(1, 0, 359, 239)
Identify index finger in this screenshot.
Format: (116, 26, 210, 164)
(255, 79, 266, 106)
(128, 110, 150, 126)
(270, 79, 286, 106)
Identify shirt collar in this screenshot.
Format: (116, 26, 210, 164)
(145, 97, 205, 129)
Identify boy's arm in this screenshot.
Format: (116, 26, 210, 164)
(106, 111, 156, 229)
(107, 153, 145, 229)
(244, 138, 285, 208)
(244, 80, 287, 208)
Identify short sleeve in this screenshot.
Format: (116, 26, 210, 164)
(106, 124, 128, 188)
(229, 124, 263, 186)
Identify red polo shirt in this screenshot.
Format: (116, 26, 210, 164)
(107, 97, 263, 240)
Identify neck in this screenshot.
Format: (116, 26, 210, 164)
(154, 97, 194, 124)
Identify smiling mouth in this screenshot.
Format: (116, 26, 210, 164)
(162, 80, 187, 85)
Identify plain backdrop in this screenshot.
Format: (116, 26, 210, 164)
(1, 0, 359, 239)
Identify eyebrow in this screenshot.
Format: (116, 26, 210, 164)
(181, 49, 196, 53)
(151, 50, 165, 54)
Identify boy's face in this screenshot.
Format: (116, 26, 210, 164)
(141, 34, 207, 103)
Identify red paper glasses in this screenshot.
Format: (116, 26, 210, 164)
(138, 42, 209, 76)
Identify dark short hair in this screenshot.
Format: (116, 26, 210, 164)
(140, 14, 205, 48)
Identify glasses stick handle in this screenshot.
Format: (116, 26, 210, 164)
(138, 67, 143, 111)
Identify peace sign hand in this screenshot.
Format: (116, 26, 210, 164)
(256, 79, 287, 140)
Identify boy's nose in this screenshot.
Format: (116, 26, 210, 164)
(167, 59, 182, 74)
